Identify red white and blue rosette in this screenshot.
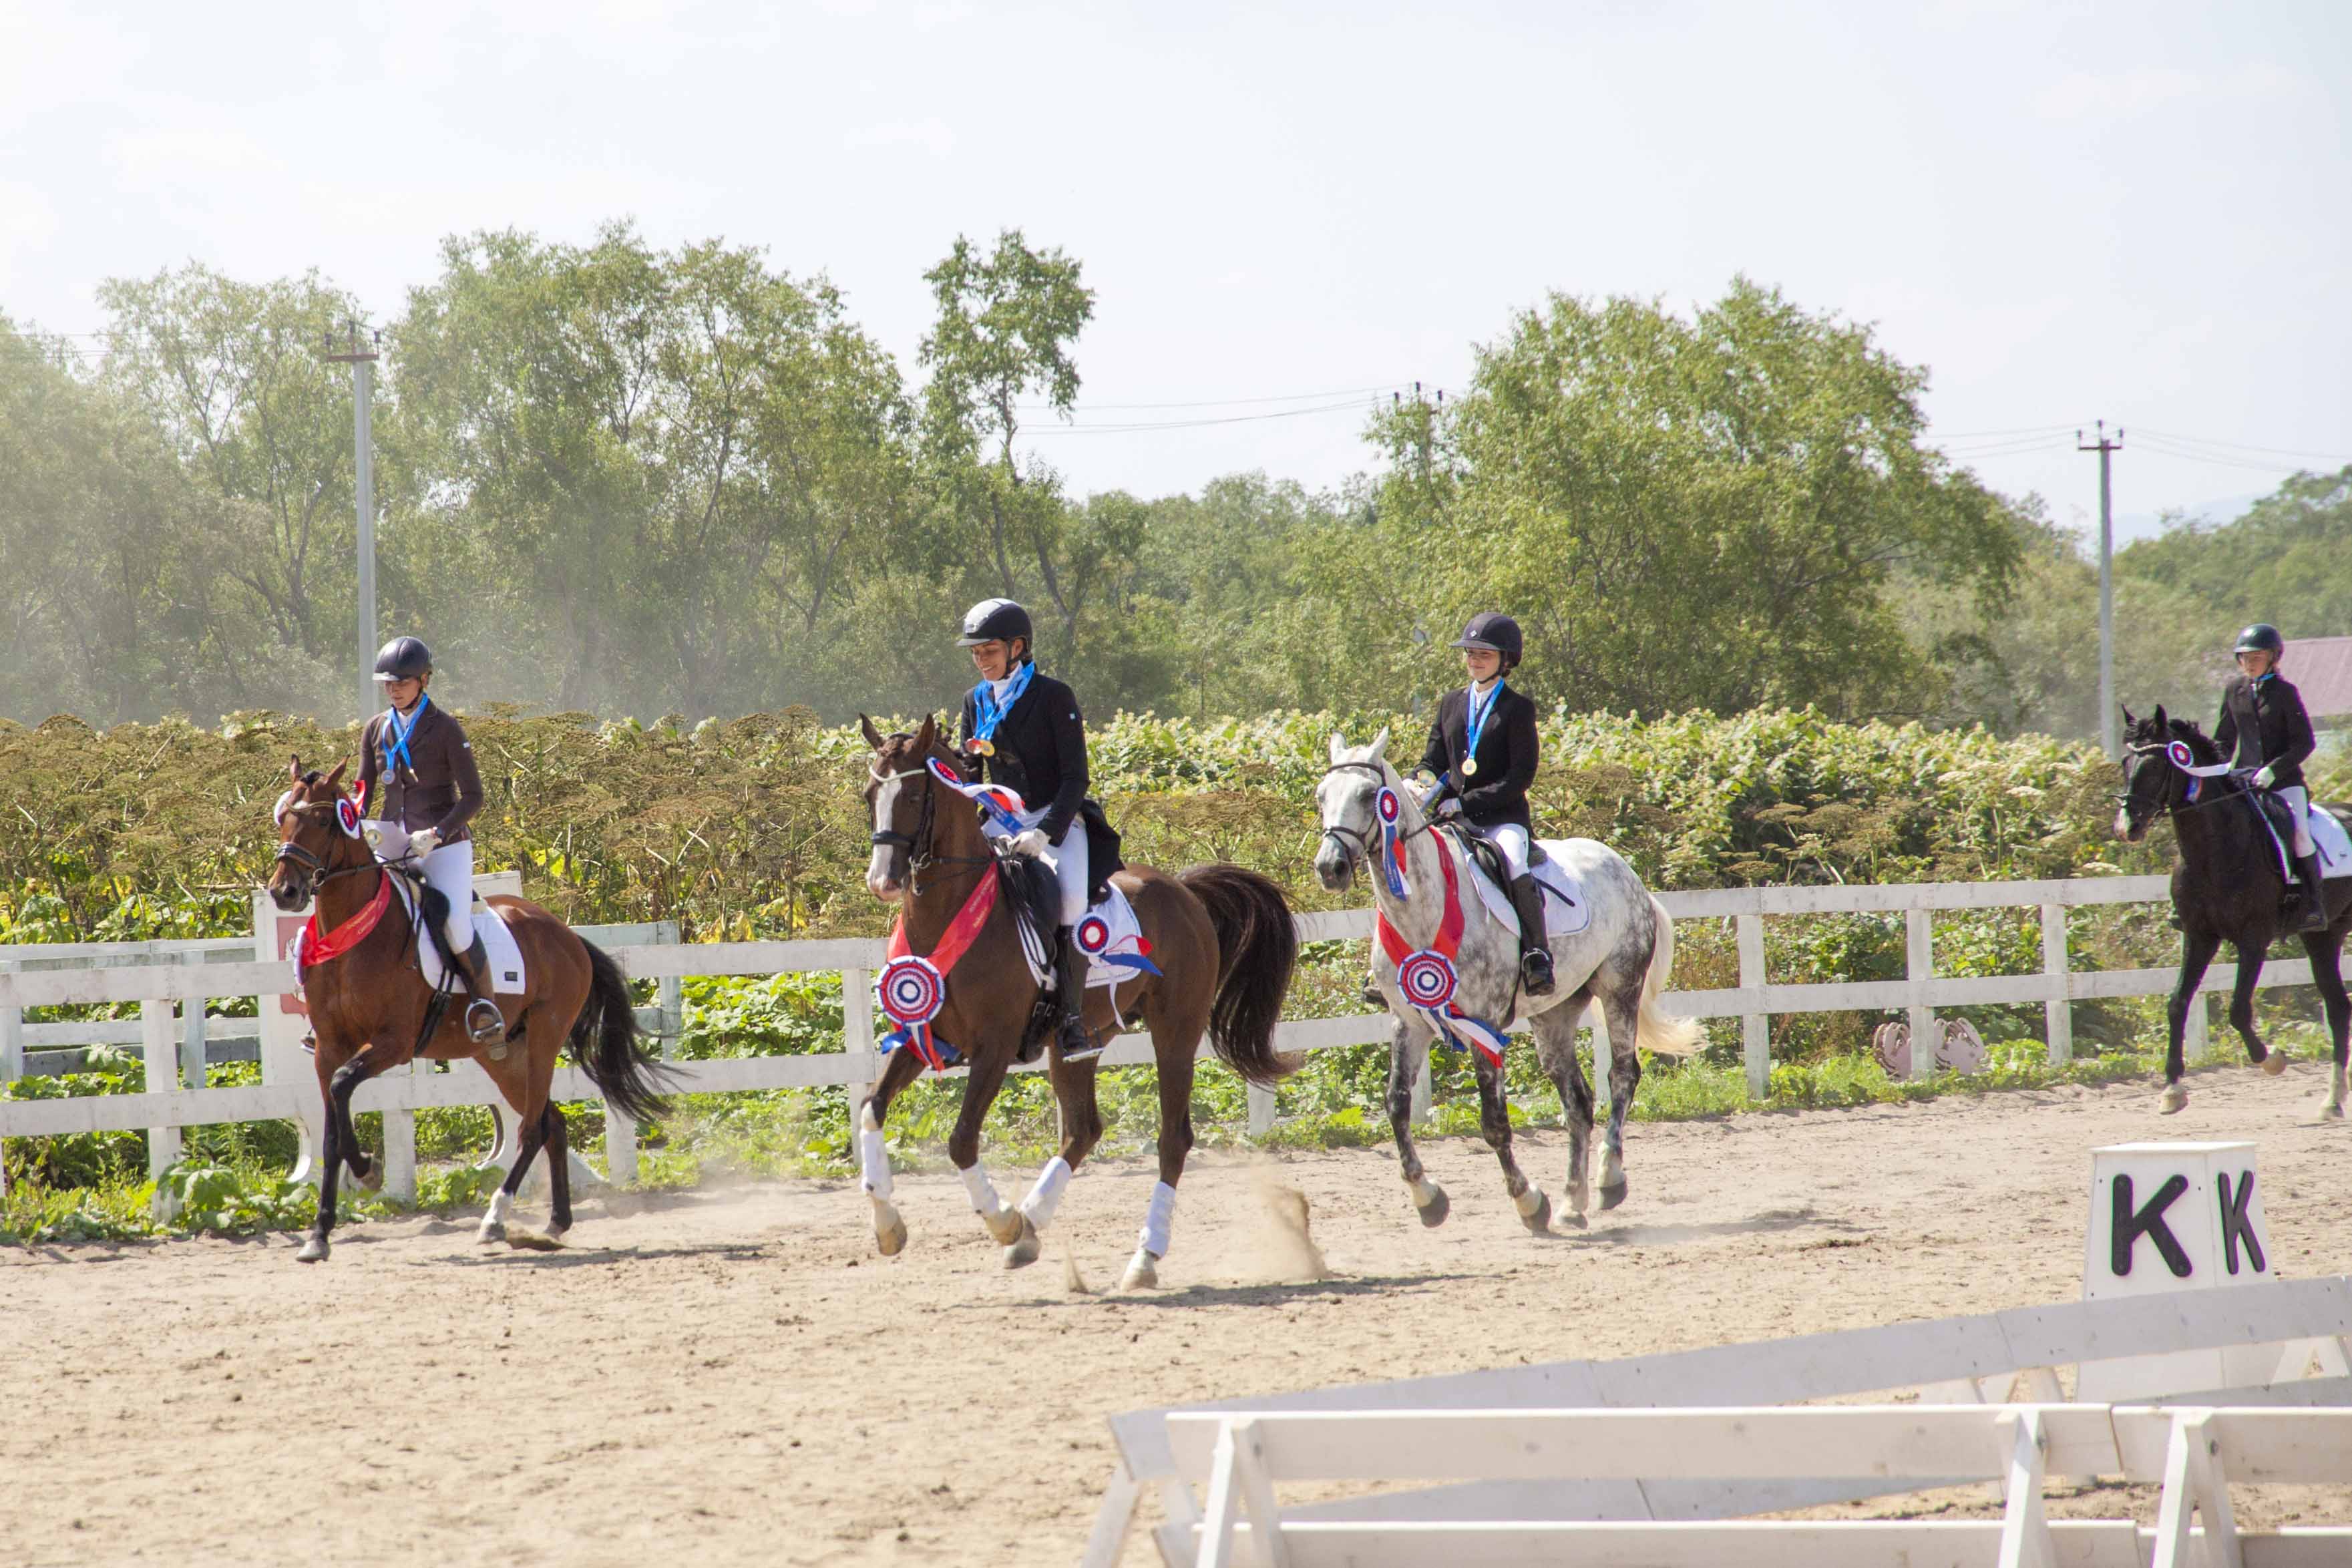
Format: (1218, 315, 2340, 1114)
(335, 795, 364, 839)
(1076, 914, 1162, 978)
(1375, 786, 1413, 898)
(877, 955, 960, 1070)
(1394, 946, 1510, 1068)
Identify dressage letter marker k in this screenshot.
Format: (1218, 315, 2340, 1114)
(2217, 1170, 2265, 1276)
(2110, 1173, 2193, 1279)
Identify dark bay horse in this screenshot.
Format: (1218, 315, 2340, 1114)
(857, 717, 1298, 1288)
(2116, 709, 2350, 1119)
(268, 759, 674, 1260)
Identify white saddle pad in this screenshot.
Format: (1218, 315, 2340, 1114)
(2313, 806, 2352, 879)
(393, 877, 529, 996)
(1462, 837, 1593, 940)
(1012, 879, 1151, 990)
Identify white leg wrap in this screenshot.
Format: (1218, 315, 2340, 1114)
(1138, 1181, 1177, 1258)
(1019, 1155, 1072, 1229)
(1513, 1184, 1544, 1218)
(959, 1161, 1006, 1220)
(481, 1189, 514, 1228)
(857, 1105, 892, 1199)
(1408, 1174, 1442, 1208)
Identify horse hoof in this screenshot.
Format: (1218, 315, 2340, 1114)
(1413, 1185, 1450, 1229)
(1121, 1250, 1161, 1290)
(2261, 1052, 2288, 1077)
(875, 1211, 908, 1258)
(477, 1221, 506, 1245)
(981, 1208, 1024, 1247)
(1567, 1181, 1590, 1218)
(2159, 1085, 2189, 1115)
(1518, 1189, 1552, 1235)
(1599, 1181, 1628, 1212)
(2321, 1099, 2346, 1122)
(351, 1159, 382, 1194)
(295, 1234, 328, 1263)
(1004, 1216, 1041, 1269)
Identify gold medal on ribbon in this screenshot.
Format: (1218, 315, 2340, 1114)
(968, 737, 995, 757)
(1461, 757, 1479, 778)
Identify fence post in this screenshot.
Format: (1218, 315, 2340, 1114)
(2040, 903, 2072, 1066)
(2186, 986, 2210, 1064)
(1410, 1049, 1432, 1125)
(1906, 906, 1936, 1083)
(382, 1059, 419, 1203)
(180, 993, 209, 1091)
(1588, 1002, 1611, 1115)
(1737, 912, 1768, 1099)
(1247, 1082, 1277, 1139)
(0, 960, 17, 1198)
(842, 966, 876, 1117)
(142, 998, 181, 1216)
(655, 920, 683, 1056)
(604, 1100, 638, 1187)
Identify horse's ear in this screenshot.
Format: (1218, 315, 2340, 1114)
(1368, 727, 1391, 762)
(325, 761, 348, 790)
(2120, 705, 2137, 733)
(859, 714, 886, 750)
(2152, 704, 2169, 731)
(914, 713, 937, 750)
(1328, 731, 1346, 764)
(288, 753, 303, 782)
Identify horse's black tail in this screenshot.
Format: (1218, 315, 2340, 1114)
(1176, 863, 1300, 1088)
(568, 939, 678, 1125)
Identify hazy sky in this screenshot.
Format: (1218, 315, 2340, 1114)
(3, 1, 2345, 543)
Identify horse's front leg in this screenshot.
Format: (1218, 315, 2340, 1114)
(1386, 1016, 1447, 1227)
(1473, 1044, 1548, 1234)
(943, 1048, 1027, 1263)
(859, 1047, 926, 1257)
(2228, 941, 2283, 1076)
(296, 1045, 377, 1263)
(2305, 934, 2351, 1119)
(2163, 927, 2222, 1114)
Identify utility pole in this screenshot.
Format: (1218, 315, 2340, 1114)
(2078, 420, 2125, 759)
(325, 321, 381, 724)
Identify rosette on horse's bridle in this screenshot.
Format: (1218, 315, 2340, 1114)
(1374, 820, 1512, 1068)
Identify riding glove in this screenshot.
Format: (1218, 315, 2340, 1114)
(2255, 765, 2277, 790)
(1008, 827, 1051, 858)
(408, 827, 442, 857)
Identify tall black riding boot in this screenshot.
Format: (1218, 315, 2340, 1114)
(2297, 853, 2331, 932)
(1054, 926, 1101, 1062)
(459, 935, 508, 1046)
(1508, 873, 1555, 995)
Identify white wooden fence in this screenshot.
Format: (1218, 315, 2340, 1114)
(1169, 1402, 2352, 1567)
(0, 872, 2320, 1204)
(1091, 1276, 2352, 1567)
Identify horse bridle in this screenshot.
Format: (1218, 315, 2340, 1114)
(2122, 738, 2245, 821)
(868, 754, 995, 896)
(1318, 759, 1434, 873)
(272, 799, 376, 899)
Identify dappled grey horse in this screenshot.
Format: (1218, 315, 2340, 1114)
(1313, 731, 1702, 1229)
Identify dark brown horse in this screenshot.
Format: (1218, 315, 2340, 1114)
(857, 717, 1298, 1288)
(268, 758, 673, 1261)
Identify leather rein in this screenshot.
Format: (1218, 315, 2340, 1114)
(1319, 759, 1438, 875)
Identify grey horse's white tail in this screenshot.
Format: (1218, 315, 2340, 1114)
(1636, 894, 1705, 1058)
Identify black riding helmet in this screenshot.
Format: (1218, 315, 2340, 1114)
(1450, 612, 1524, 670)
(2234, 624, 2285, 658)
(957, 598, 1034, 656)
(372, 636, 433, 682)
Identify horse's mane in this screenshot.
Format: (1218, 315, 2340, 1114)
(2164, 717, 2224, 765)
(2124, 709, 2224, 766)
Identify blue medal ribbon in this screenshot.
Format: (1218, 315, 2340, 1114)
(970, 660, 1036, 747)
(383, 693, 431, 776)
(1460, 678, 1504, 783)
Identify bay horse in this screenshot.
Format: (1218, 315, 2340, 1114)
(2116, 708, 2350, 1119)
(268, 758, 674, 1261)
(857, 717, 1298, 1289)
(1312, 731, 1701, 1231)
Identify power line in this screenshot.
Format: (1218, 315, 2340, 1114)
(1022, 397, 1381, 435)
(1014, 381, 1405, 413)
(2131, 427, 2352, 466)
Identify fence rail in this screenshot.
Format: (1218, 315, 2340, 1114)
(0, 872, 2295, 1207)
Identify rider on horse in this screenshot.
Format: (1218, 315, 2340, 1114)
(357, 635, 506, 1042)
(2217, 623, 2327, 933)
(954, 597, 1123, 1062)
(1418, 612, 1555, 996)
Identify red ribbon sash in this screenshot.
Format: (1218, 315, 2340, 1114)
(1374, 832, 1464, 964)
(298, 872, 393, 970)
(887, 867, 1000, 976)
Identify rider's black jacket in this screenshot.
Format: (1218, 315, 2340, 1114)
(1418, 681, 1539, 832)
(2215, 673, 2316, 790)
(956, 666, 1125, 900)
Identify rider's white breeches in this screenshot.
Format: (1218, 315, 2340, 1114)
(1489, 822, 1533, 879)
(987, 809, 1090, 925)
(419, 838, 476, 951)
(2279, 785, 2315, 855)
